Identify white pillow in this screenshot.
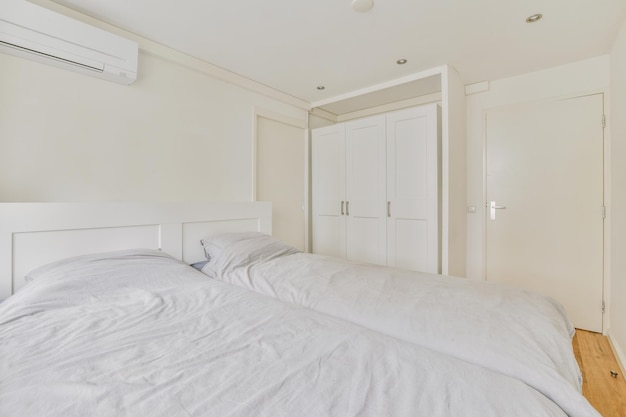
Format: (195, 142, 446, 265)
(199, 232, 299, 277)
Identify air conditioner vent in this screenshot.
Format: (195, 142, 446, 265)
(0, 0, 138, 85)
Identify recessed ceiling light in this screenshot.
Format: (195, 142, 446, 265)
(316, 86, 325, 90)
(525, 13, 543, 23)
(396, 59, 407, 65)
(352, 0, 374, 12)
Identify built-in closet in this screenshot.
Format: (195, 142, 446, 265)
(312, 104, 440, 273)
(309, 65, 465, 276)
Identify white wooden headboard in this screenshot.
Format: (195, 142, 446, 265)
(0, 202, 271, 298)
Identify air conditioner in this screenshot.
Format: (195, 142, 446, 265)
(0, 0, 138, 85)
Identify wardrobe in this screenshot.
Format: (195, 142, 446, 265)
(312, 104, 441, 273)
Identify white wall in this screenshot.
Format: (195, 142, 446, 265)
(466, 55, 610, 281)
(442, 66, 467, 277)
(610, 18, 626, 370)
(0, 48, 307, 202)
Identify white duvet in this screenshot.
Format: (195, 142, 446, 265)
(200, 232, 601, 417)
(0, 249, 592, 417)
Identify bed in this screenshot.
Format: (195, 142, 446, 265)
(0, 203, 601, 417)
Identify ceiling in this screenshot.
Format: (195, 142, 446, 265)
(51, 0, 626, 107)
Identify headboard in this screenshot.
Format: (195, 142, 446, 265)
(0, 202, 271, 298)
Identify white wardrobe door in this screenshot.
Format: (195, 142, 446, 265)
(345, 115, 387, 265)
(386, 104, 439, 273)
(312, 124, 346, 258)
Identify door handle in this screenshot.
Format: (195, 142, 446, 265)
(490, 201, 507, 220)
(387, 201, 391, 217)
(341, 201, 345, 216)
(346, 201, 350, 216)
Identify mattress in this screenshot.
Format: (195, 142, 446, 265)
(199, 232, 602, 417)
(0, 248, 599, 416)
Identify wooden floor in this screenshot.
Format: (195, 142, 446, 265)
(573, 330, 626, 417)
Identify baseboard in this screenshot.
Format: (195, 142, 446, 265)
(607, 329, 626, 380)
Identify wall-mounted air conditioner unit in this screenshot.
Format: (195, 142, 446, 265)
(0, 0, 138, 85)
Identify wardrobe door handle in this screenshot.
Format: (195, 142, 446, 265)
(387, 201, 391, 217)
(341, 201, 345, 215)
(346, 201, 350, 216)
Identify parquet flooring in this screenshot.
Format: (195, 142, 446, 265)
(573, 330, 626, 417)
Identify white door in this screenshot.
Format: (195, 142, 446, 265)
(256, 116, 305, 250)
(345, 115, 387, 265)
(312, 124, 346, 257)
(486, 94, 604, 332)
(386, 105, 440, 273)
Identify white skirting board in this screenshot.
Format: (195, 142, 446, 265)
(0, 202, 272, 299)
(608, 329, 626, 380)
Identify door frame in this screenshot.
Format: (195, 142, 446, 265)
(481, 92, 609, 333)
(252, 107, 309, 251)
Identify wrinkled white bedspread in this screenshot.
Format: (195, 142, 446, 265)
(200, 234, 600, 417)
(0, 250, 582, 417)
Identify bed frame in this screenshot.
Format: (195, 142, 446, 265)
(0, 202, 271, 299)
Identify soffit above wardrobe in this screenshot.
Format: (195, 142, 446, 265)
(315, 74, 442, 115)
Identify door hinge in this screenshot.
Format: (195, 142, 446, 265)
(602, 114, 606, 128)
(602, 301, 606, 314)
(602, 206, 606, 219)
